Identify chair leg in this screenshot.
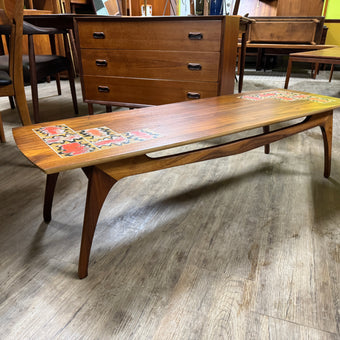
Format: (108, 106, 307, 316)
(8, 96, 15, 109)
(68, 71, 78, 115)
(0, 112, 5, 143)
(28, 34, 40, 123)
(30, 77, 40, 123)
(56, 73, 62, 95)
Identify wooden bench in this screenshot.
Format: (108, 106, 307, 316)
(13, 89, 340, 278)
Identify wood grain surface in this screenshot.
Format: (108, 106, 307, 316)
(13, 89, 340, 174)
(289, 46, 340, 59)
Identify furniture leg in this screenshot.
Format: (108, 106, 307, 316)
(68, 73, 79, 116)
(0, 112, 5, 142)
(320, 111, 333, 178)
(313, 62, 320, 79)
(237, 47, 241, 76)
(263, 125, 270, 154)
(9, 96, 15, 109)
(329, 64, 334, 82)
(105, 105, 112, 113)
(238, 31, 247, 93)
(28, 35, 40, 123)
(284, 57, 293, 89)
(78, 166, 116, 279)
(88, 103, 94, 115)
(56, 73, 62, 95)
(43, 173, 59, 222)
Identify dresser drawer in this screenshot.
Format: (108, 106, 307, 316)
(82, 76, 219, 106)
(80, 50, 220, 82)
(77, 20, 222, 52)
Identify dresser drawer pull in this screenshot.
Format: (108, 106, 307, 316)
(96, 59, 108, 67)
(187, 63, 202, 71)
(98, 86, 110, 93)
(187, 92, 201, 99)
(93, 32, 105, 39)
(188, 32, 203, 40)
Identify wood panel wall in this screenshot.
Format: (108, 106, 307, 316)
(236, 0, 324, 17)
(276, 0, 324, 16)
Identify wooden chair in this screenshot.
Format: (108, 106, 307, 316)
(0, 0, 31, 142)
(0, 0, 79, 123)
(22, 21, 79, 122)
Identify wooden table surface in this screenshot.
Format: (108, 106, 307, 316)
(13, 89, 340, 175)
(289, 46, 340, 59)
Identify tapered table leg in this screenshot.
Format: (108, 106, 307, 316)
(78, 166, 116, 279)
(263, 125, 270, 154)
(320, 112, 333, 178)
(329, 64, 334, 82)
(284, 57, 293, 89)
(43, 173, 59, 222)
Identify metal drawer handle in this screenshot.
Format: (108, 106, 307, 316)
(187, 92, 201, 99)
(98, 86, 110, 93)
(96, 59, 108, 67)
(187, 63, 202, 71)
(188, 32, 203, 40)
(93, 32, 105, 39)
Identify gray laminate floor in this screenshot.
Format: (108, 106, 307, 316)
(0, 66, 339, 339)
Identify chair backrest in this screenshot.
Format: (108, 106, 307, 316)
(0, 0, 24, 81)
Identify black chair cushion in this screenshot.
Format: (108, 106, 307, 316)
(0, 54, 69, 83)
(23, 21, 66, 35)
(0, 70, 12, 86)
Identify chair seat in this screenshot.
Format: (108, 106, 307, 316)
(0, 55, 69, 83)
(23, 21, 66, 35)
(0, 70, 12, 86)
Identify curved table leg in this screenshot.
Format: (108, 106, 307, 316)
(320, 112, 333, 178)
(43, 173, 59, 222)
(78, 166, 116, 279)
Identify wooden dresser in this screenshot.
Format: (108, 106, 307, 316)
(74, 16, 241, 110)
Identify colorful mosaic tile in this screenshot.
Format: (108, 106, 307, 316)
(239, 90, 335, 104)
(33, 125, 160, 158)
(123, 129, 161, 143)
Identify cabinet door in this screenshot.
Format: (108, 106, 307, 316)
(277, 0, 324, 16)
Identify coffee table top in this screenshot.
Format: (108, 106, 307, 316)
(290, 46, 340, 59)
(13, 89, 340, 174)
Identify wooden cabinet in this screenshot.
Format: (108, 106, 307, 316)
(75, 16, 240, 108)
(248, 17, 325, 44)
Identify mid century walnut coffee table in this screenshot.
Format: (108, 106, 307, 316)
(13, 89, 340, 278)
